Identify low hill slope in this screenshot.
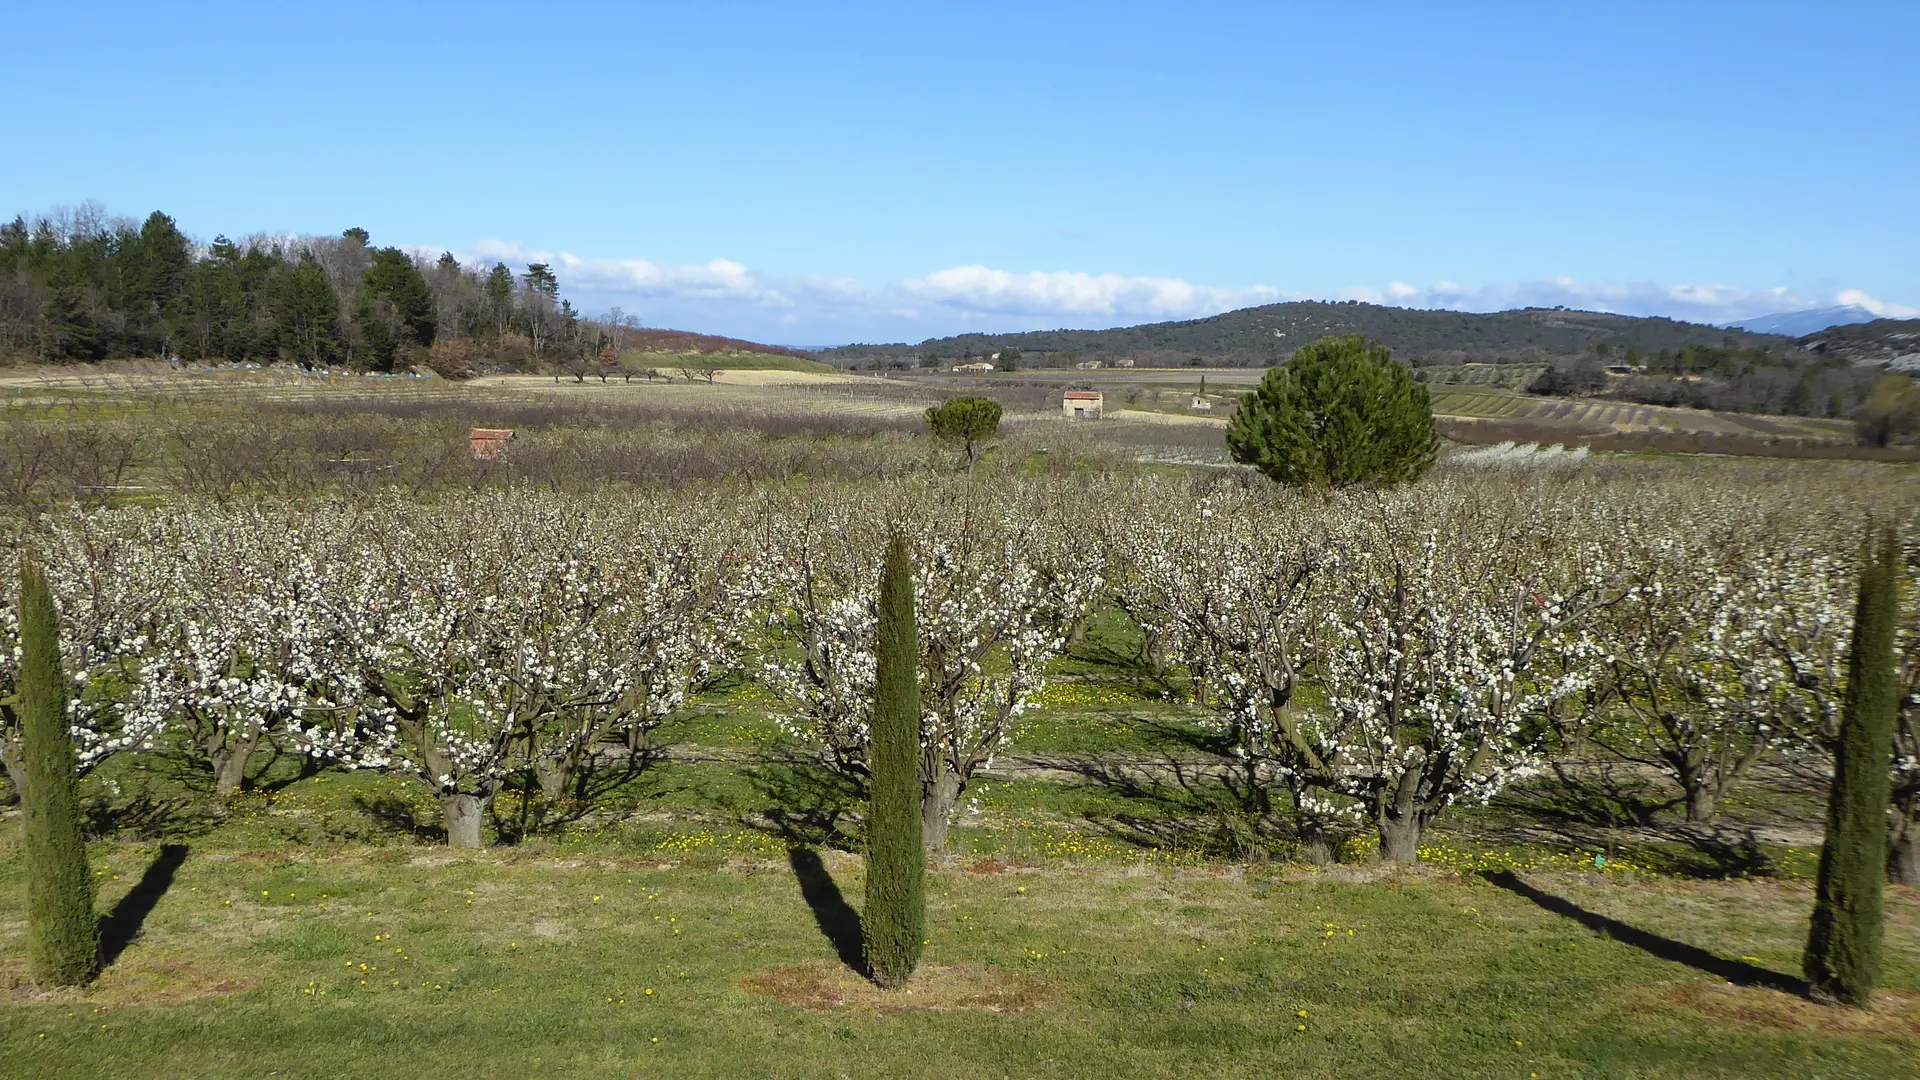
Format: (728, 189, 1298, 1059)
(1798, 318, 1920, 372)
(623, 328, 815, 358)
(823, 301, 1807, 368)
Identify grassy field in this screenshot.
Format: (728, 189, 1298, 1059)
(1, 838, 1915, 1079)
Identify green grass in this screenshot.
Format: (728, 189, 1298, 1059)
(2, 842, 1915, 1079)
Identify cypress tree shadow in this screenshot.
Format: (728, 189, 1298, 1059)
(97, 843, 189, 970)
(1483, 870, 1807, 996)
(787, 847, 868, 978)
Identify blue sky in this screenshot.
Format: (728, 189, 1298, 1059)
(6, 2, 1916, 344)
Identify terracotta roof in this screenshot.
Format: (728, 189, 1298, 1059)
(1063, 390, 1102, 399)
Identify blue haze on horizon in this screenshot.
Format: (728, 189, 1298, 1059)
(5, 1, 1916, 345)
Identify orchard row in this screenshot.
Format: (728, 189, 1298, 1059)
(1, 472, 1915, 870)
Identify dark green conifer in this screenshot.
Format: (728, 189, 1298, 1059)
(1226, 334, 1438, 489)
(1804, 527, 1901, 1005)
(864, 532, 924, 987)
(19, 556, 97, 986)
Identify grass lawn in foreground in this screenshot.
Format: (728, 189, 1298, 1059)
(1, 842, 1916, 1079)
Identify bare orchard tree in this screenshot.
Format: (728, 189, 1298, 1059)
(0, 510, 169, 795)
(1584, 493, 1850, 823)
(1113, 483, 1327, 834)
(1286, 482, 1617, 861)
(123, 506, 359, 796)
(765, 482, 1102, 850)
(1892, 580, 1920, 882)
(509, 499, 765, 808)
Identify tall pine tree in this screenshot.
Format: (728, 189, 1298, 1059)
(864, 532, 925, 988)
(1804, 526, 1901, 1006)
(352, 247, 437, 372)
(19, 556, 97, 986)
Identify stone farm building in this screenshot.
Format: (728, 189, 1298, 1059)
(1063, 389, 1103, 419)
(468, 428, 515, 457)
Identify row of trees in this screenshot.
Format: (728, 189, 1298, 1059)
(1525, 341, 1896, 423)
(0, 204, 630, 373)
(2, 471, 1914, 873)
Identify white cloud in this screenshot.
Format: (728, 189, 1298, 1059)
(901, 265, 1283, 321)
(1836, 289, 1920, 318)
(465, 240, 793, 307)
(444, 238, 1918, 343)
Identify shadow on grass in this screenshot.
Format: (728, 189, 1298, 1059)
(788, 846, 868, 979)
(97, 843, 189, 970)
(82, 792, 207, 842)
(1483, 869, 1807, 996)
(747, 760, 865, 850)
(1033, 753, 1295, 859)
(351, 792, 446, 843)
(492, 746, 670, 844)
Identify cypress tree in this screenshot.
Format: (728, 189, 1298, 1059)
(864, 532, 925, 987)
(19, 556, 97, 986)
(1803, 527, 1900, 1006)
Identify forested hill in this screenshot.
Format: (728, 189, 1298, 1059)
(822, 301, 1809, 368)
(0, 205, 803, 375)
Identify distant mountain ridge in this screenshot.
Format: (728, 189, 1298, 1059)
(823, 301, 1807, 368)
(1724, 305, 1878, 337)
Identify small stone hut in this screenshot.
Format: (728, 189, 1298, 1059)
(469, 428, 516, 458)
(1062, 390, 1103, 420)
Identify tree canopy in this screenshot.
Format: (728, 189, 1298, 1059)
(1225, 334, 1438, 488)
(924, 396, 1003, 468)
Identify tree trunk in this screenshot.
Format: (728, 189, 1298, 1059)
(1891, 805, 1920, 887)
(212, 748, 251, 798)
(534, 760, 569, 803)
(921, 770, 964, 853)
(1, 743, 25, 802)
(442, 793, 486, 848)
(1377, 811, 1424, 863)
(1683, 780, 1718, 824)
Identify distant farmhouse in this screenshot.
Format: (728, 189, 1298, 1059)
(1063, 389, 1103, 419)
(468, 428, 515, 457)
(1074, 359, 1103, 370)
(1110, 357, 1135, 368)
(952, 361, 995, 373)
